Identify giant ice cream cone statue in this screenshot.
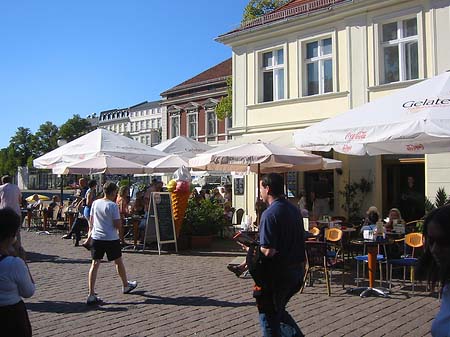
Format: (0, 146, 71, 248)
(167, 166, 192, 237)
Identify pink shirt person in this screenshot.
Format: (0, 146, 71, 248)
(0, 176, 21, 216)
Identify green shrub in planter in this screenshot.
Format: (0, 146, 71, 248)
(182, 198, 227, 236)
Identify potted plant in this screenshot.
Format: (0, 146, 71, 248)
(339, 177, 373, 225)
(182, 198, 227, 248)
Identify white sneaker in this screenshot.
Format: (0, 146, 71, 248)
(86, 295, 103, 305)
(123, 280, 137, 294)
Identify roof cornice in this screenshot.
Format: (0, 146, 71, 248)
(216, 0, 405, 46)
(161, 76, 229, 96)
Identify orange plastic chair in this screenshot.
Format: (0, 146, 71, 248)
(325, 228, 343, 242)
(325, 228, 345, 288)
(388, 232, 424, 292)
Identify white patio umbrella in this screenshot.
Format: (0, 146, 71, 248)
(52, 155, 146, 175)
(189, 141, 325, 173)
(294, 71, 450, 155)
(189, 141, 328, 225)
(145, 154, 190, 174)
(153, 136, 212, 158)
(33, 128, 166, 169)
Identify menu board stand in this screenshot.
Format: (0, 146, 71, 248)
(144, 192, 177, 255)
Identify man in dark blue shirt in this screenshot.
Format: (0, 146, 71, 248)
(256, 173, 305, 337)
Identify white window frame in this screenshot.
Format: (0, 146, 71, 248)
(170, 114, 180, 138)
(299, 31, 336, 97)
(373, 9, 424, 85)
(379, 17, 419, 84)
(186, 110, 198, 139)
(157, 118, 161, 129)
(206, 109, 217, 138)
(257, 45, 286, 103)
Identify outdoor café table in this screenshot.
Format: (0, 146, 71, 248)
(349, 238, 393, 298)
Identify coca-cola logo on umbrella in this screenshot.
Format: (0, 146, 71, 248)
(344, 130, 367, 141)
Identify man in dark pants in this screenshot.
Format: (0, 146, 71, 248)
(251, 173, 305, 337)
(62, 178, 88, 246)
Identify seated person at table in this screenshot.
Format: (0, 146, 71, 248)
(116, 185, 130, 245)
(26, 194, 43, 228)
(27, 194, 42, 212)
(133, 191, 147, 239)
(361, 206, 380, 226)
(360, 210, 379, 233)
(43, 195, 60, 226)
(385, 208, 404, 231)
(61, 190, 89, 246)
(223, 202, 233, 224)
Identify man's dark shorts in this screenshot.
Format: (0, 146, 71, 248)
(91, 239, 122, 261)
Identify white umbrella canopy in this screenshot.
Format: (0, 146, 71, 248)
(33, 128, 166, 169)
(189, 141, 325, 173)
(153, 136, 212, 158)
(145, 154, 190, 174)
(294, 71, 450, 155)
(52, 155, 146, 175)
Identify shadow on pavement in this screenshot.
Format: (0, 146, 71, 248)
(27, 301, 128, 313)
(107, 290, 254, 308)
(27, 252, 91, 265)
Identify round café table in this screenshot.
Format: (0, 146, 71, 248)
(349, 238, 393, 298)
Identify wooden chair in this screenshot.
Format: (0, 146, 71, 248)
(300, 241, 331, 296)
(234, 208, 245, 225)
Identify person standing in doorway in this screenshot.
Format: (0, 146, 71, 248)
(248, 173, 305, 337)
(86, 182, 137, 305)
(311, 173, 330, 220)
(399, 176, 424, 222)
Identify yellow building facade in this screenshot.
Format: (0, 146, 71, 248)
(218, 0, 450, 221)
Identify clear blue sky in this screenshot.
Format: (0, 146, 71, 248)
(0, 0, 248, 148)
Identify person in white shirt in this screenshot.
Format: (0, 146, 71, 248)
(0, 175, 22, 216)
(86, 182, 137, 305)
(0, 207, 35, 337)
(0, 175, 25, 255)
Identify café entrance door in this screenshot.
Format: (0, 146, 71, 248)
(382, 155, 425, 222)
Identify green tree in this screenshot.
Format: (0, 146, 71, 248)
(0, 146, 19, 175)
(10, 127, 35, 167)
(58, 114, 93, 142)
(215, 77, 232, 121)
(33, 121, 59, 157)
(242, 0, 290, 23)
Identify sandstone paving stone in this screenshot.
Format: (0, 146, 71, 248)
(21, 230, 440, 337)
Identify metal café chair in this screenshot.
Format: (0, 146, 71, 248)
(300, 241, 331, 296)
(387, 232, 423, 293)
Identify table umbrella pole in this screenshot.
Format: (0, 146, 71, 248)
(60, 175, 64, 206)
(257, 164, 261, 227)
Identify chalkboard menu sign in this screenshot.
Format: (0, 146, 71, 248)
(234, 178, 245, 195)
(149, 192, 177, 254)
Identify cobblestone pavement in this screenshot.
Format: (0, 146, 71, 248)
(22, 230, 439, 337)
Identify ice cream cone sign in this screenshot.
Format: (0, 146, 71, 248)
(168, 166, 192, 237)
